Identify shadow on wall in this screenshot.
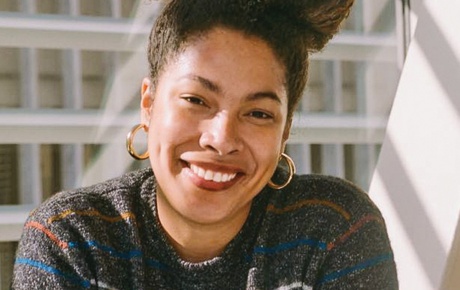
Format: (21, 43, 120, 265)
(413, 1, 460, 119)
(377, 137, 445, 289)
(370, 1, 460, 289)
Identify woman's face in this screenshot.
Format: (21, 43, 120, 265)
(141, 27, 288, 227)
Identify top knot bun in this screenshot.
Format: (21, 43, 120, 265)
(295, 0, 354, 51)
(249, 0, 354, 51)
(154, 0, 354, 52)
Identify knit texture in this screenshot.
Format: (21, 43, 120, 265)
(12, 168, 398, 289)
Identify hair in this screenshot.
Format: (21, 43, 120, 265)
(147, 0, 354, 121)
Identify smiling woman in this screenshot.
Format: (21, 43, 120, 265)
(142, 28, 289, 261)
(12, 0, 398, 289)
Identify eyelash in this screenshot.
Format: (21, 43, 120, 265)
(249, 110, 274, 120)
(182, 96, 206, 106)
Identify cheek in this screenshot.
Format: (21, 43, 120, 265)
(147, 106, 199, 151)
(245, 128, 284, 167)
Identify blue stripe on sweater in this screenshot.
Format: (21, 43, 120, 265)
(253, 237, 327, 255)
(15, 258, 91, 288)
(68, 240, 142, 259)
(318, 253, 394, 284)
(68, 240, 169, 270)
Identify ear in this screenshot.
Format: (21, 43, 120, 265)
(281, 119, 292, 152)
(140, 77, 153, 129)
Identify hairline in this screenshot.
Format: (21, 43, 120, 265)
(149, 25, 292, 115)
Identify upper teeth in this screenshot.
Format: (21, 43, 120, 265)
(190, 164, 237, 183)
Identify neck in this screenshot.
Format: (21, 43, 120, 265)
(164, 223, 233, 263)
(156, 192, 251, 263)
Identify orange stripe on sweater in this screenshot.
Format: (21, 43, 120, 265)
(47, 209, 136, 225)
(25, 221, 68, 249)
(327, 214, 383, 250)
(267, 199, 351, 220)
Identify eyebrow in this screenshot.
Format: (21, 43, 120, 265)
(183, 74, 282, 104)
(247, 91, 282, 104)
(185, 74, 221, 94)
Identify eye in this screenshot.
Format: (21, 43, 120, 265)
(181, 95, 206, 106)
(248, 110, 274, 120)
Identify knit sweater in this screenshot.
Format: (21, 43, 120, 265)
(12, 168, 398, 289)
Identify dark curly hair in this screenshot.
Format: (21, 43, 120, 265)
(147, 0, 354, 121)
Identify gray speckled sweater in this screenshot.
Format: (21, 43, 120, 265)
(12, 168, 398, 289)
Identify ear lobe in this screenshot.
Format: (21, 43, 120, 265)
(140, 77, 153, 127)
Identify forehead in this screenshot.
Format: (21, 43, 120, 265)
(160, 27, 288, 101)
(183, 27, 285, 67)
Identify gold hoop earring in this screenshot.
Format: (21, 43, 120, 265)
(126, 124, 149, 160)
(268, 153, 296, 190)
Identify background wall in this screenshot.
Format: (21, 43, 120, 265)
(369, 0, 460, 289)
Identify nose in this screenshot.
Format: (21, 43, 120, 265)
(199, 111, 243, 155)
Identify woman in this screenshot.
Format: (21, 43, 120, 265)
(13, 0, 398, 289)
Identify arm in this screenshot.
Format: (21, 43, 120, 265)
(12, 213, 92, 289)
(315, 212, 398, 289)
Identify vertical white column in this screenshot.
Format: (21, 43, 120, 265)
(18, 0, 42, 205)
(287, 143, 312, 175)
(287, 93, 312, 174)
(59, 0, 84, 190)
(352, 58, 375, 190)
(110, 0, 122, 18)
(353, 0, 399, 190)
(351, 0, 372, 191)
(321, 61, 345, 178)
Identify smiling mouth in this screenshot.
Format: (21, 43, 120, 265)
(189, 164, 238, 183)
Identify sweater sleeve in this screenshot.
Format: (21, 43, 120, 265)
(316, 215, 397, 289)
(12, 204, 93, 289)
(312, 179, 398, 289)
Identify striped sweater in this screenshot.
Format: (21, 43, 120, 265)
(12, 168, 398, 289)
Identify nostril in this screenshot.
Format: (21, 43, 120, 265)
(200, 135, 240, 156)
(199, 116, 243, 155)
(205, 144, 220, 154)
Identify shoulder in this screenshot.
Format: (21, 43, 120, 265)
(14, 168, 156, 288)
(264, 174, 387, 239)
(28, 168, 154, 224)
(257, 175, 397, 287)
(277, 174, 382, 219)
(17, 168, 156, 260)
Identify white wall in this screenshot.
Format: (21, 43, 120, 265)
(369, 1, 460, 289)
